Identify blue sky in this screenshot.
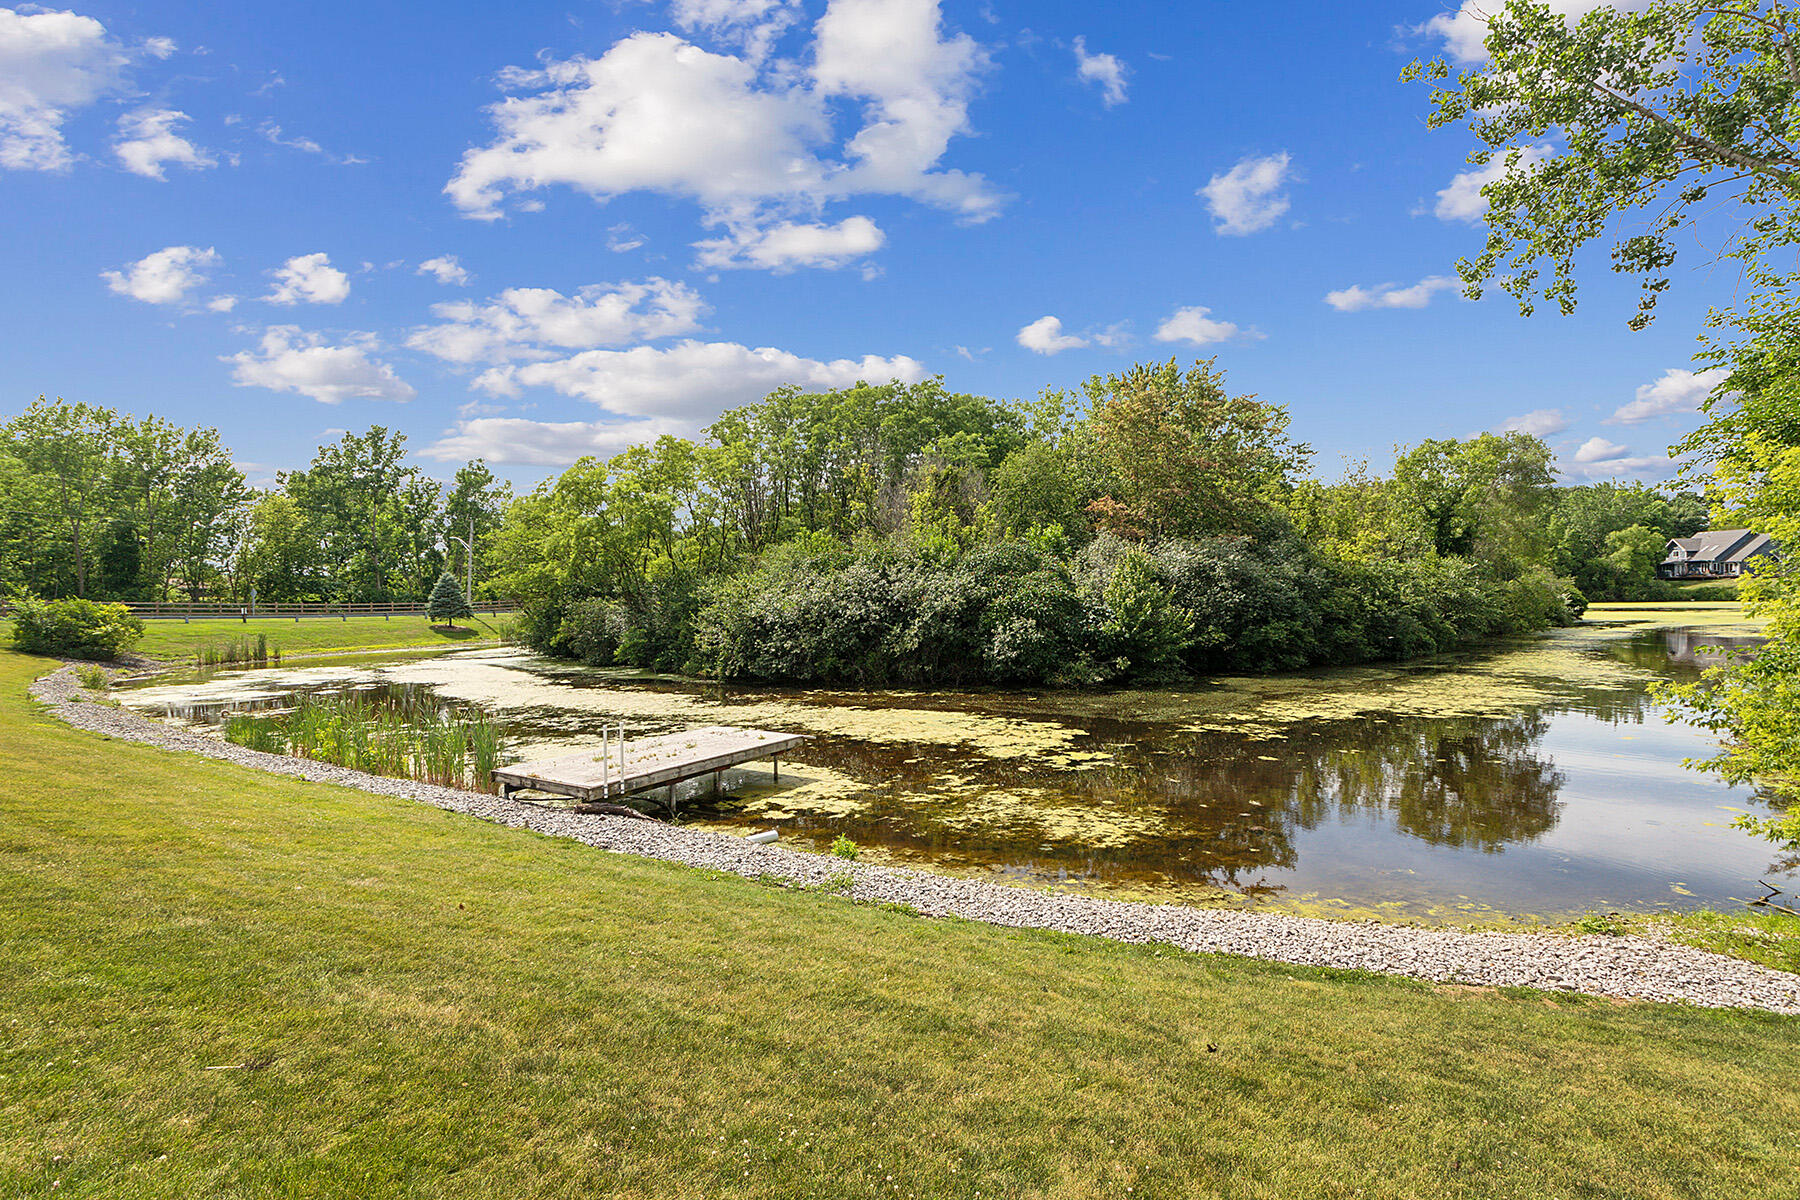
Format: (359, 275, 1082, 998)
(0, 0, 1730, 489)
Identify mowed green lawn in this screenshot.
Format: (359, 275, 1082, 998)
(1, 651, 1797, 1199)
(0, 613, 508, 661)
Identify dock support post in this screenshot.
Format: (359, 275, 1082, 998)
(772, 754, 779, 783)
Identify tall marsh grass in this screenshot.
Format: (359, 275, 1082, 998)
(196, 635, 281, 668)
(223, 691, 506, 792)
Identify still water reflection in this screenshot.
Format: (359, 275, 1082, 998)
(122, 625, 1794, 920)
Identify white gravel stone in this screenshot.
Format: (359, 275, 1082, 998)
(31, 665, 1800, 1015)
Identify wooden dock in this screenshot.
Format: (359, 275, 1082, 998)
(492, 725, 806, 812)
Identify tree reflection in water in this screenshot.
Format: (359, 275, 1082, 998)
(812, 701, 1582, 896)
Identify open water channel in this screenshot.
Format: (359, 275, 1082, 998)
(121, 608, 1796, 921)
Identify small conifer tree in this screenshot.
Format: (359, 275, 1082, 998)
(427, 570, 473, 626)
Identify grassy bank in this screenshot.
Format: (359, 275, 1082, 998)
(1674, 578, 1741, 595)
(2, 651, 1797, 1198)
(1584, 600, 1757, 618)
(1649, 909, 1800, 973)
(1, 613, 509, 662)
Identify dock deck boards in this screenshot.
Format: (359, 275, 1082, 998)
(492, 725, 806, 803)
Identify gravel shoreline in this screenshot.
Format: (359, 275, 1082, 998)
(30, 665, 1800, 1015)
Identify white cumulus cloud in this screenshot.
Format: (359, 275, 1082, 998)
(1562, 433, 1677, 481)
(811, 0, 996, 217)
(422, 415, 699, 466)
(1562, 455, 1677, 481)
(100, 244, 221, 305)
(694, 215, 884, 271)
(1016, 315, 1087, 355)
(447, 33, 826, 221)
(1199, 152, 1292, 236)
(1424, 1, 1653, 64)
(472, 339, 926, 422)
(224, 326, 414, 405)
(1153, 305, 1249, 346)
(1574, 436, 1630, 464)
(1072, 36, 1127, 107)
(446, 2, 999, 270)
(416, 256, 470, 286)
(1434, 144, 1553, 222)
(671, 0, 794, 24)
(0, 5, 142, 171)
(1496, 409, 1568, 437)
(112, 107, 213, 179)
(1324, 275, 1460, 312)
(1608, 366, 1729, 424)
(266, 252, 350, 305)
(408, 279, 707, 364)
(668, 0, 800, 62)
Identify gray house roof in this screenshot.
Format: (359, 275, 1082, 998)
(1661, 529, 1775, 567)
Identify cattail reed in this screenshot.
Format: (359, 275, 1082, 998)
(222, 690, 505, 792)
(196, 635, 282, 668)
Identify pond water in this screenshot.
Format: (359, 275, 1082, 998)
(120, 613, 1796, 921)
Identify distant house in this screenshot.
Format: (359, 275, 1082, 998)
(1657, 529, 1778, 580)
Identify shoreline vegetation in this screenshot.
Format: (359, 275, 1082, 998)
(497, 364, 1707, 689)
(223, 692, 506, 793)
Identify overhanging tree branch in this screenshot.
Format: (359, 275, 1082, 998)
(1587, 78, 1800, 186)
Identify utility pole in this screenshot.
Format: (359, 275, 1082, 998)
(446, 514, 475, 611)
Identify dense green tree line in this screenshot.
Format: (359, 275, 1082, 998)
(492, 362, 1700, 686)
(0, 402, 509, 603)
(269, 429, 509, 603)
(2, 371, 1707, 683)
(1, 399, 245, 601)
